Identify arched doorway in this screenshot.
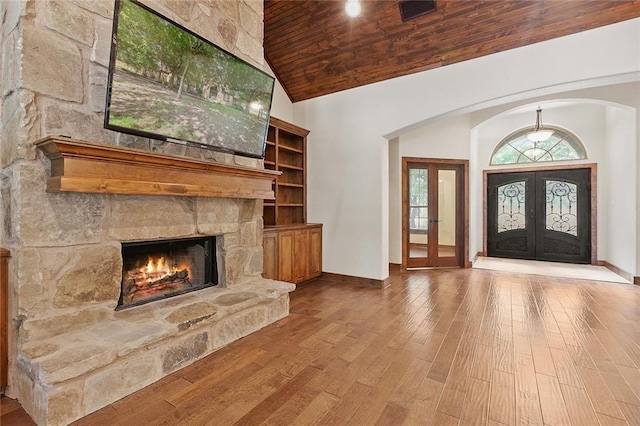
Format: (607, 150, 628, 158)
(483, 119, 595, 264)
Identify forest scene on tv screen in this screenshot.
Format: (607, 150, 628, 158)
(106, 0, 274, 157)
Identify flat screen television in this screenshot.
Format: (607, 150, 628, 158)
(104, 0, 275, 159)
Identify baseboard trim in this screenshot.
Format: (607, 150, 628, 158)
(602, 261, 636, 284)
(322, 272, 390, 289)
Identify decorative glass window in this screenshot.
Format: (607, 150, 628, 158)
(497, 181, 526, 233)
(490, 126, 586, 165)
(545, 180, 578, 236)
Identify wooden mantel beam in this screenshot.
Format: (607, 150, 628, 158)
(35, 136, 280, 199)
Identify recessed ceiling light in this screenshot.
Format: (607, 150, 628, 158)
(345, 0, 361, 17)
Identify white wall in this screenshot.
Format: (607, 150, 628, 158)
(295, 18, 640, 280)
(388, 138, 401, 264)
(388, 115, 471, 264)
(605, 105, 637, 273)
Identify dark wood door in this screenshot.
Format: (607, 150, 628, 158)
(487, 168, 591, 264)
(403, 159, 465, 268)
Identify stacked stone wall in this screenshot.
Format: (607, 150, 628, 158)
(0, 1, 283, 424)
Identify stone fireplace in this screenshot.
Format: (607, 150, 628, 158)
(0, 1, 292, 425)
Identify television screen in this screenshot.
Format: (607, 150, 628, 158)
(104, 0, 275, 158)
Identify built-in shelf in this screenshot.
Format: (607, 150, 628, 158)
(35, 136, 281, 199)
(278, 164, 304, 171)
(278, 182, 304, 188)
(279, 203, 304, 207)
(278, 145, 304, 154)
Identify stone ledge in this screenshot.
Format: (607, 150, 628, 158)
(19, 278, 295, 387)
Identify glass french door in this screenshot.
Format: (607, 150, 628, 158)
(403, 159, 464, 268)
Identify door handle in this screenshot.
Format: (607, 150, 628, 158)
(429, 220, 441, 223)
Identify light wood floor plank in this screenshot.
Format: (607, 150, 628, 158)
(437, 336, 477, 418)
(513, 353, 544, 426)
(596, 413, 629, 425)
(536, 373, 571, 426)
(232, 365, 320, 425)
(316, 381, 371, 426)
(2, 267, 639, 426)
(618, 401, 640, 424)
(576, 365, 625, 419)
(488, 370, 515, 425)
(389, 358, 432, 408)
(374, 402, 409, 426)
(349, 348, 415, 424)
(560, 383, 600, 426)
(460, 378, 490, 425)
(471, 343, 493, 382)
(549, 348, 583, 388)
(403, 377, 444, 425)
(434, 410, 461, 425)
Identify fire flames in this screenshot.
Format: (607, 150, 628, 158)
(126, 256, 192, 288)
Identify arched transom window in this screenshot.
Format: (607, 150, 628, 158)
(490, 126, 587, 165)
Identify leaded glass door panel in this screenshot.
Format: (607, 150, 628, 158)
(487, 168, 591, 264)
(535, 169, 591, 263)
(487, 173, 536, 259)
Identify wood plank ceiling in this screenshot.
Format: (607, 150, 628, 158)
(264, 0, 640, 103)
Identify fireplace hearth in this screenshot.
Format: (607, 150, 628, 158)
(119, 236, 218, 310)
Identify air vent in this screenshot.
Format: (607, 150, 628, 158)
(398, 0, 436, 22)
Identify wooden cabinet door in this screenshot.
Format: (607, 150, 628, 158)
(308, 227, 322, 278)
(293, 229, 309, 282)
(278, 231, 294, 282)
(262, 231, 278, 280)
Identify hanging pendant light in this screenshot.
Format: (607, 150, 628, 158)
(527, 107, 554, 142)
(345, 0, 361, 17)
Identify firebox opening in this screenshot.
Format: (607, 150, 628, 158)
(118, 236, 218, 310)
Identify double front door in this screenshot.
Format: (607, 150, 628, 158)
(403, 159, 465, 268)
(487, 168, 592, 264)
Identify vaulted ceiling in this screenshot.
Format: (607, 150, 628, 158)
(264, 0, 640, 103)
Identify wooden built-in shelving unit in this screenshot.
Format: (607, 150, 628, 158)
(263, 117, 309, 226)
(262, 117, 322, 284)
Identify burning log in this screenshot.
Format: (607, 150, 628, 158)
(125, 268, 191, 297)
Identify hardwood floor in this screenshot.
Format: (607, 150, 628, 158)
(3, 267, 640, 425)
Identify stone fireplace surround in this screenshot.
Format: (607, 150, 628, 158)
(9, 138, 295, 425)
(1, 1, 281, 424)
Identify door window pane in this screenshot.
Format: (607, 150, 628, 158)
(438, 170, 456, 257)
(546, 180, 578, 236)
(409, 168, 428, 258)
(497, 181, 526, 233)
